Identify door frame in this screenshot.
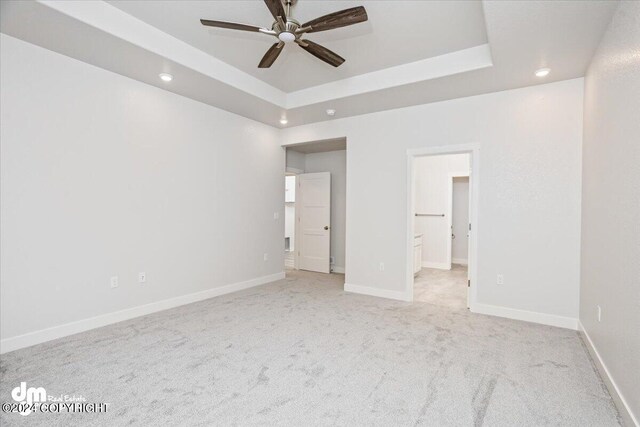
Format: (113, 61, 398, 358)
(448, 171, 470, 269)
(285, 170, 302, 270)
(406, 143, 479, 308)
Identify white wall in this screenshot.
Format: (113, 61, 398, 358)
(283, 78, 584, 325)
(285, 150, 306, 172)
(414, 153, 469, 269)
(580, 1, 640, 424)
(303, 150, 347, 272)
(0, 35, 284, 348)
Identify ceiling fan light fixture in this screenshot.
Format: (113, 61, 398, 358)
(278, 31, 296, 43)
(326, 109, 336, 116)
(200, 2, 368, 69)
(535, 67, 550, 77)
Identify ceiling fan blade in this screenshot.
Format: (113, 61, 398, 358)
(200, 19, 262, 32)
(301, 6, 368, 33)
(264, 0, 286, 21)
(296, 39, 345, 67)
(258, 42, 285, 68)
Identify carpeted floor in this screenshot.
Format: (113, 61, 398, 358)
(0, 270, 620, 426)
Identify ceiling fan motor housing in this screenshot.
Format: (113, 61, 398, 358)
(274, 18, 300, 42)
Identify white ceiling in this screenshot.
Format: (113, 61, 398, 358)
(0, 1, 619, 127)
(106, 0, 489, 92)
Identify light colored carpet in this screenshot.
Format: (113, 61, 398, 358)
(0, 270, 620, 426)
(414, 264, 469, 309)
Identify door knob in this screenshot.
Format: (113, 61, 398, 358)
(324, 226, 330, 230)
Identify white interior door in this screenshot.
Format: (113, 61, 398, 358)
(298, 172, 331, 273)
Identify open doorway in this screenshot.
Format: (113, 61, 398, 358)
(408, 146, 477, 309)
(284, 138, 346, 276)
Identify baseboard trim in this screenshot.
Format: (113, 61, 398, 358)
(451, 258, 468, 265)
(579, 321, 638, 427)
(471, 303, 578, 330)
(344, 283, 409, 302)
(421, 261, 451, 270)
(331, 266, 345, 274)
(0, 271, 286, 354)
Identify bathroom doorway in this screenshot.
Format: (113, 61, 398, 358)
(407, 145, 478, 309)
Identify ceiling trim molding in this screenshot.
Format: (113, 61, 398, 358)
(286, 44, 493, 109)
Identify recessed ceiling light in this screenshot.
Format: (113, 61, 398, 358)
(280, 118, 288, 125)
(326, 109, 336, 116)
(159, 73, 173, 82)
(535, 68, 550, 77)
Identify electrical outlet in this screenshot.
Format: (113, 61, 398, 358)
(330, 256, 335, 265)
(379, 262, 385, 271)
(264, 253, 268, 262)
(597, 305, 602, 322)
(110, 276, 119, 288)
(138, 272, 146, 284)
(273, 212, 280, 220)
(496, 274, 504, 285)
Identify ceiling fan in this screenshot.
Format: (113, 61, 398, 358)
(200, 0, 368, 68)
